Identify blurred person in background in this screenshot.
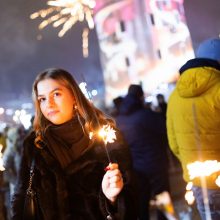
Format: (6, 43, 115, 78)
(156, 94, 167, 118)
(0, 126, 9, 152)
(3, 125, 26, 219)
(3, 125, 26, 196)
(0, 126, 9, 220)
(167, 38, 220, 220)
(110, 96, 124, 117)
(116, 84, 170, 220)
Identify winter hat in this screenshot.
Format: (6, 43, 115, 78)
(128, 84, 144, 98)
(196, 38, 220, 61)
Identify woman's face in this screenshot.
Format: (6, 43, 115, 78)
(37, 78, 76, 125)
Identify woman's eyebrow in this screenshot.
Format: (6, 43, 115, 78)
(38, 87, 62, 97)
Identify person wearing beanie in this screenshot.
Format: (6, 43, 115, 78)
(116, 84, 170, 220)
(196, 38, 220, 61)
(128, 84, 144, 98)
(167, 38, 220, 220)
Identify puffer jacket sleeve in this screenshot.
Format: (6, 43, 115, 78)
(99, 129, 138, 220)
(167, 96, 180, 160)
(11, 132, 35, 220)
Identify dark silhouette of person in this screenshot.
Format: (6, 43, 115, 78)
(156, 94, 167, 118)
(116, 84, 170, 220)
(111, 96, 124, 117)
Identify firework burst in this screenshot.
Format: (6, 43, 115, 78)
(30, 0, 96, 37)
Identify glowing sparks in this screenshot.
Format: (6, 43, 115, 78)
(185, 160, 220, 205)
(216, 176, 220, 187)
(0, 144, 5, 171)
(150, 191, 177, 220)
(185, 190, 195, 205)
(187, 160, 220, 180)
(186, 181, 193, 191)
(185, 182, 195, 205)
(98, 125, 116, 145)
(30, 0, 96, 38)
(89, 131, 93, 140)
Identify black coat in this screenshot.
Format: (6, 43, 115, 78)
(116, 94, 168, 174)
(11, 131, 137, 220)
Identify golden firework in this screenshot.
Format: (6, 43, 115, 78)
(30, 0, 96, 37)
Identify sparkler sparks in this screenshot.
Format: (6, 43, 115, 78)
(98, 125, 116, 163)
(187, 160, 220, 180)
(98, 125, 116, 145)
(185, 190, 195, 205)
(78, 76, 117, 163)
(30, 0, 96, 37)
(88, 125, 117, 162)
(187, 104, 217, 219)
(185, 182, 195, 205)
(185, 160, 220, 205)
(0, 144, 5, 171)
(215, 176, 220, 187)
(151, 191, 177, 220)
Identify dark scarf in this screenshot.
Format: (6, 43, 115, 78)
(43, 117, 90, 169)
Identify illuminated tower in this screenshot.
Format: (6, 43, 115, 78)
(94, 0, 194, 106)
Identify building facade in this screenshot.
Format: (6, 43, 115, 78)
(94, 0, 194, 106)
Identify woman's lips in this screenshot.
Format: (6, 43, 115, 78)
(47, 110, 59, 117)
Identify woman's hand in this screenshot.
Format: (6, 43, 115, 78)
(102, 163, 124, 204)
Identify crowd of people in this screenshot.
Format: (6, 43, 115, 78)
(0, 37, 220, 220)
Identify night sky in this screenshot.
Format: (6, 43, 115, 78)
(0, 0, 103, 108)
(1, 0, 220, 109)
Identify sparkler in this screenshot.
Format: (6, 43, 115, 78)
(185, 190, 195, 205)
(78, 75, 117, 164)
(185, 182, 195, 205)
(98, 125, 116, 163)
(187, 160, 220, 180)
(89, 123, 117, 164)
(98, 125, 117, 146)
(0, 144, 5, 171)
(216, 176, 220, 187)
(150, 191, 177, 220)
(186, 160, 220, 205)
(187, 103, 211, 220)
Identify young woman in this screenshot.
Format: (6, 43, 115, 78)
(11, 68, 137, 220)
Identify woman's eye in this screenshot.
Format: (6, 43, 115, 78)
(54, 92, 61, 97)
(38, 97, 46, 103)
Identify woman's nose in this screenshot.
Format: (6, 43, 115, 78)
(47, 97, 55, 107)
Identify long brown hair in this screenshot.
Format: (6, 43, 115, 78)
(32, 68, 115, 146)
